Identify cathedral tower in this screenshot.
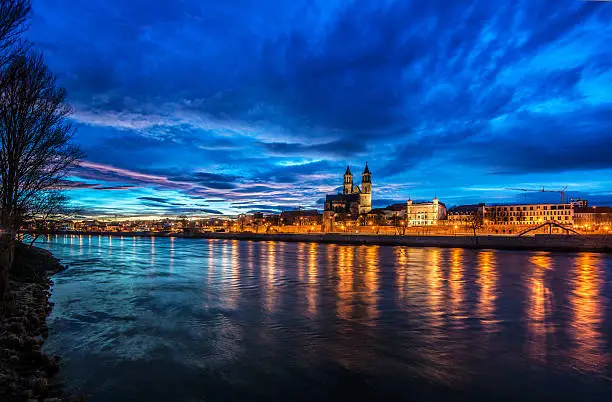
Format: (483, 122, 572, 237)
(359, 162, 372, 213)
(343, 165, 353, 195)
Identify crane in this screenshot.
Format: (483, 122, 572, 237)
(506, 186, 568, 203)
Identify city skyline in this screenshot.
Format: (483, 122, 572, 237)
(25, 0, 612, 216)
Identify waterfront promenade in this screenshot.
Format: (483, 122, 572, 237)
(43, 232, 612, 253)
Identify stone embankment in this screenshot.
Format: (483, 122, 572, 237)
(191, 232, 612, 253)
(0, 243, 75, 402)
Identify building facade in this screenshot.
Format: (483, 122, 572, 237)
(574, 206, 612, 228)
(324, 163, 373, 215)
(406, 198, 447, 226)
(447, 204, 484, 223)
(482, 203, 574, 225)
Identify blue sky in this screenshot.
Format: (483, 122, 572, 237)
(26, 0, 612, 216)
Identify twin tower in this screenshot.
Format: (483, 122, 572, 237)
(343, 163, 372, 214)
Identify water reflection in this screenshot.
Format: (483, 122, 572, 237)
(569, 253, 607, 373)
(307, 243, 318, 317)
(394, 247, 410, 303)
(169, 237, 175, 273)
(264, 241, 277, 313)
(38, 237, 612, 402)
(477, 250, 499, 333)
(337, 246, 354, 320)
(363, 246, 379, 321)
(449, 249, 466, 327)
(526, 253, 554, 363)
(426, 248, 444, 328)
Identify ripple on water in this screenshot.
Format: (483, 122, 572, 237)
(39, 236, 612, 402)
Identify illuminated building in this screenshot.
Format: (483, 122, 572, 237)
(406, 198, 447, 226)
(324, 163, 373, 215)
(482, 203, 574, 225)
(448, 204, 484, 223)
(279, 210, 321, 225)
(574, 206, 612, 228)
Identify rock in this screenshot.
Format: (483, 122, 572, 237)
(42, 354, 60, 375)
(31, 375, 48, 396)
(2, 333, 24, 349)
(28, 313, 41, 328)
(9, 354, 20, 365)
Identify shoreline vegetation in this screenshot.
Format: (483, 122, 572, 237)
(0, 243, 74, 402)
(39, 231, 612, 253)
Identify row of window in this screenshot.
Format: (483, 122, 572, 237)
(489, 204, 571, 212)
(500, 210, 571, 216)
(508, 216, 571, 222)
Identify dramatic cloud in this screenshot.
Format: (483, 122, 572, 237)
(26, 0, 612, 215)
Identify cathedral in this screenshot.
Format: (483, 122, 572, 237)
(324, 163, 372, 215)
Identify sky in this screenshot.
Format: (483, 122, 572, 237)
(25, 0, 612, 217)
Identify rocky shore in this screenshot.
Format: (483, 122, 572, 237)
(0, 243, 74, 402)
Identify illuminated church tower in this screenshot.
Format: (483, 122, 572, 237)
(359, 163, 372, 214)
(324, 163, 373, 218)
(343, 165, 353, 195)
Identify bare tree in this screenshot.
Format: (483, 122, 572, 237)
(468, 208, 484, 243)
(0, 51, 82, 298)
(21, 191, 68, 246)
(0, 0, 30, 61)
(0, 52, 82, 237)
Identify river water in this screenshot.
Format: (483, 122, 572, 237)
(38, 235, 612, 401)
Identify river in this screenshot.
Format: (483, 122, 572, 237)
(39, 235, 612, 401)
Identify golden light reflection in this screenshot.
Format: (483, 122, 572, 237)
(394, 248, 409, 303)
(264, 241, 277, 312)
(426, 248, 444, 328)
(363, 246, 379, 321)
(247, 241, 254, 277)
(569, 253, 607, 373)
(449, 248, 466, 327)
(477, 250, 499, 332)
(307, 243, 318, 316)
(336, 246, 354, 320)
(297, 243, 307, 283)
(526, 253, 554, 363)
(327, 244, 339, 277)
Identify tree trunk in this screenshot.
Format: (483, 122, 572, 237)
(0, 239, 15, 300)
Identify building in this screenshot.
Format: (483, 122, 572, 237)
(406, 198, 447, 226)
(448, 204, 484, 223)
(482, 203, 574, 225)
(370, 203, 406, 219)
(570, 198, 589, 208)
(574, 206, 612, 229)
(324, 163, 373, 215)
(279, 210, 321, 225)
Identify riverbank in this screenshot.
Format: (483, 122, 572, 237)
(192, 232, 612, 253)
(35, 231, 612, 252)
(0, 243, 68, 402)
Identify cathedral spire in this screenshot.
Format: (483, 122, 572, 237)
(363, 162, 370, 174)
(343, 165, 353, 195)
